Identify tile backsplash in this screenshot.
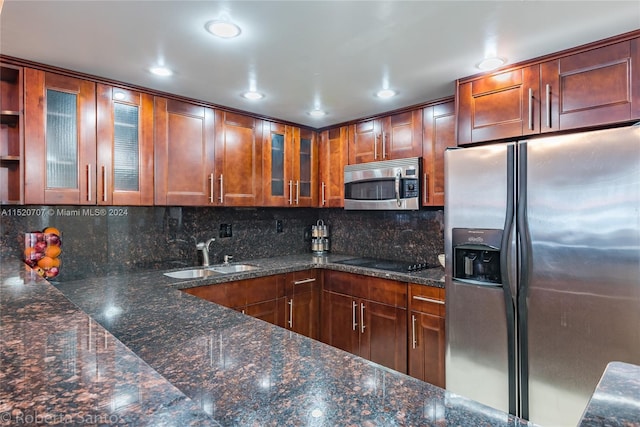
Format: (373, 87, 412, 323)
(1, 205, 443, 281)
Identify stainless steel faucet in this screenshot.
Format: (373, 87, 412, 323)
(196, 238, 216, 266)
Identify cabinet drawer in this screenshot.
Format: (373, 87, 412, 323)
(409, 284, 445, 316)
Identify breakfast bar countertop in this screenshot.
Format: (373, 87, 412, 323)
(6, 253, 636, 426)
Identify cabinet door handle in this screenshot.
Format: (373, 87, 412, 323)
(352, 301, 358, 331)
(423, 172, 428, 204)
(412, 295, 445, 305)
(288, 299, 293, 328)
(209, 173, 214, 203)
(321, 182, 326, 206)
(295, 180, 300, 205)
(219, 174, 224, 204)
(546, 84, 551, 129)
(87, 164, 92, 202)
(528, 88, 534, 131)
(102, 165, 107, 202)
(360, 302, 366, 333)
(374, 134, 378, 160)
(382, 132, 387, 159)
(293, 278, 316, 285)
(412, 314, 417, 349)
(288, 180, 293, 205)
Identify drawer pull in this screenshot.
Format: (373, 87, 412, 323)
(413, 295, 445, 305)
(293, 278, 316, 285)
(412, 315, 417, 349)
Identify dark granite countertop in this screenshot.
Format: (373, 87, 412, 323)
(13, 253, 637, 426)
(578, 362, 640, 426)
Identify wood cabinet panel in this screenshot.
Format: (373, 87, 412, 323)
(24, 69, 97, 204)
(96, 84, 154, 206)
(541, 39, 640, 132)
(422, 100, 455, 206)
(214, 110, 262, 206)
(348, 120, 379, 164)
(321, 270, 408, 373)
(154, 97, 215, 206)
(285, 270, 320, 339)
(457, 65, 539, 145)
(245, 297, 286, 328)
(318, 126, 348, 208)
(408, 283, 445, 387)
(0, 63, 24, 205)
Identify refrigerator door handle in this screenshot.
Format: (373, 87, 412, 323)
(500, 144, 518, 416)
(517, 143, 532, 420)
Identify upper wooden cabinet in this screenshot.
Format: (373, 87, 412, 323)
(96, 84, 154, 206)
(0, 63, 24, 205)
(540, 38, 640, 132)
(457, 64, 540, 145)
(457, 35, 640, 145)
(348, 110, 422, 164)
(318, 126, 348, 208)
(422, 100, 455, 206)
(262, 122, 317, 207)
(154, 97, 215, 206)
(24, 69, 97, 205)
(213, 110, 263, 206)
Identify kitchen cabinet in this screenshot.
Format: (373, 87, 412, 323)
(540, 37, 640, 132)
(262, 122, 318, 207)
(284, 269, 320, 339)
(0, 63, 23, 205)
(182, 274, 286, 328)
(321, 270, 407, 373)
(457, 36, 640, 145)
(24, 69, 97, 204)
(407, 284, 445, 388)
(318, 126, 348, 208)
(422, 99, 455, 206)
(213, 110, 263, 206)
(457, 64, 540, 145)
(154, 97, 215, 206)
(348, 110, 422, 164)
(96, 84, 154, 205)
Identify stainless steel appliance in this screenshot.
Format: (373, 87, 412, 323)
(344, 157, 420, 210)
(444, 125, 640, 427)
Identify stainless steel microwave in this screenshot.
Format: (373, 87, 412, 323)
(344, 157, 421, 210)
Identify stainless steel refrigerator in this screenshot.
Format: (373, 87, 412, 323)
(444, 125, 640, 427)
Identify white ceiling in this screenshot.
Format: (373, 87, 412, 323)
(1, 1, 639, 128)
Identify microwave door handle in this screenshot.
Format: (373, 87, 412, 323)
(395, 171, 401, 207)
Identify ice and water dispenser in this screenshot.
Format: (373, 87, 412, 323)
(452, 228, 503, 284)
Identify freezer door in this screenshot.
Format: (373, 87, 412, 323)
(523, 126, 640, 427)
(444, 144, 517, 414)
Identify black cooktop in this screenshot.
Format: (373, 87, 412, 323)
(334, 257, 432, 273)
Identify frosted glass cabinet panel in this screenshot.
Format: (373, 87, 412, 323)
(25, 69, 96, 205)
(96, 84, 154, 206)
(45, 89, 78, 189)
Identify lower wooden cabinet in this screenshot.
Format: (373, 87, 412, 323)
(183, 269, 445, 385)
(408, 283, 446, 388)
(285, 269, 320, 339)
(321, 270, 407, 373)
(182, 274, 287, 328)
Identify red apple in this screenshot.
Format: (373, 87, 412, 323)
(45, 233, 61, 247)
(24, 259, 37, 268)
(45, 267, 59, 278)
(34, 241, 47, 253)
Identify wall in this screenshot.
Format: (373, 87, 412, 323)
(0, 205, 444, 281)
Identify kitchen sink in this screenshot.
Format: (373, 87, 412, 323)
(164, 264, 259, 279)
(163, 268, 221, 279)
(207, 264, 259, 274)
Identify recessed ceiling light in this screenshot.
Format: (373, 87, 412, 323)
(477, 57, 506, 71)
(113, 91, 126, 101)
(242, 91, 264, 100)
(205, 20, 241, 39)
(308, 109, 326, 117)
(149, 66, 173, 77)
(376, 89, 396, 99)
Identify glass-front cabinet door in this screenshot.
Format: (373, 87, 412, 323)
(25, 69, 96, 205)
(295, 128, 318, 207)
(262, 121, 293, 206)
(96, 84, 154, 205)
